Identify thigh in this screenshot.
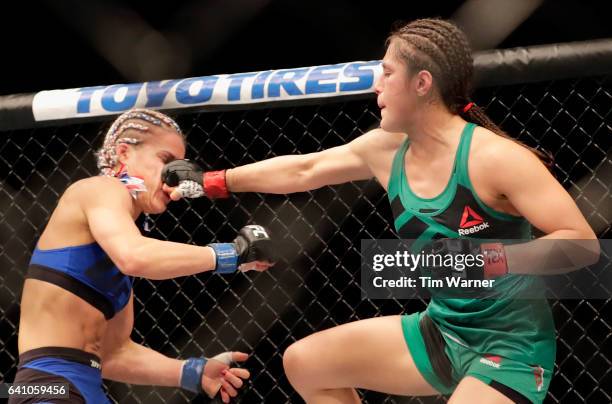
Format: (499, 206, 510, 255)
(284, 315, 439, 396)
(449, 376, 514, 404)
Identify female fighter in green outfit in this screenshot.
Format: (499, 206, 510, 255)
(163, 19, 597, 403)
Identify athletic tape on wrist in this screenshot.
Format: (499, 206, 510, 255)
(204, 170, 229, 198)
(208, 243, 239, 273)
(480, 242, 508, 278)
(180, 357, 207, 394)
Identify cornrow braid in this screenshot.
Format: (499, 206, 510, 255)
(96, 109, 183, 176)
(394, 19, 473, 111)
(388, 18, 554, 170)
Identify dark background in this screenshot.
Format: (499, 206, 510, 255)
(1, 0, 611, 96)
(0, 1, 610, 403)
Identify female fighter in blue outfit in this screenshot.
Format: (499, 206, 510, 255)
(11, 109, 274, 403)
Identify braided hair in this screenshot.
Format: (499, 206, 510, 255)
(96, 109, 183, 176)
(387, 18, 553, 169)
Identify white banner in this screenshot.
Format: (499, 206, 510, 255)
(32, 61, 382, 122)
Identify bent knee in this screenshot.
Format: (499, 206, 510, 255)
(283, 340, 315, 386)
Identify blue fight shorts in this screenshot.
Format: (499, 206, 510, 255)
(9, 347, 110, 404)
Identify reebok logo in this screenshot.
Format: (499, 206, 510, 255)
(479, 354, 501, 369)
(458, 206, 490, 235)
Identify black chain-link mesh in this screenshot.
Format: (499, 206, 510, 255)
(1, 75, 610, 403)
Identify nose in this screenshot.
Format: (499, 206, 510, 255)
(374, 73, 383, 95)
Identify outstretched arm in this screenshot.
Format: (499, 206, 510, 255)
(226, 135, 374, 193)
(163, 129, 390, 199)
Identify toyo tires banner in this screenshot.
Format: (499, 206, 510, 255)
(32, 61, 382, 122)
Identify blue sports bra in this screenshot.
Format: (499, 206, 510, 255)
(27, 242, 132, 319)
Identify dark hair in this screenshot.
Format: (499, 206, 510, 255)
(387, 18, 553, 169)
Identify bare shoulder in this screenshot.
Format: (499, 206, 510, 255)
(470, 126, 542, 172)
(348, 128, 406, 188)
(70, 175, 122, 189)
(469, 126, 552, 202)
(38, 176, 132, 247)
(65, 176, 132, 208)
(349, 127, 406, 156)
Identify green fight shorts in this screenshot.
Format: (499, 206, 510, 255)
(401, 312, 553, 403)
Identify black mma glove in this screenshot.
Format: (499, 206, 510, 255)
(208, 225, 274, 273)
(162, 159, 229, 199)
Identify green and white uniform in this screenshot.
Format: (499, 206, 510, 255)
(389, 123, 556, 403)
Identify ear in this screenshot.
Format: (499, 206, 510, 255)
(115, 142, 131, 164)
(414, 70, 433, 97)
